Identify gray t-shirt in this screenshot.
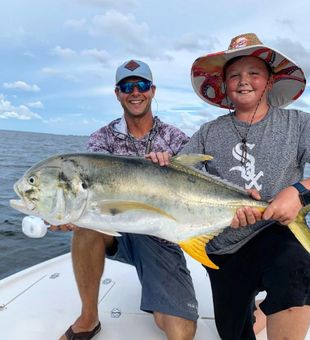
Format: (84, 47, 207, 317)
(181, 106, 310, 254)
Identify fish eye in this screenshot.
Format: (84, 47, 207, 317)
(27, 176, 36, 185)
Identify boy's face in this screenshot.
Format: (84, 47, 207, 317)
(224, 56, 272, 111)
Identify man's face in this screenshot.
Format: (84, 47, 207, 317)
(225, 56, 273, 111)
(115, 77, 155, 118)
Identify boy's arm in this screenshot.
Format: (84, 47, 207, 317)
(262, 178, 310, 225)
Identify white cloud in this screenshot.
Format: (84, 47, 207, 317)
(41, 67, 61, 75)
(27, 101, 44, 109)
(41, 67, 79, 82)
(275, 18, 295, 32)
(174, 33, 219, 52)
(269, 37, 310, 78)
(0, 95, 42, 120)
(64, 18, 86, 29)
(81, 48, 110, 63)
(3, 81, 40, 92)
(42, 48, 110, 83)
(51, 46, 77, 58)
(42, 117, 66, 124)
(89, 10, 160, 57)
(178, 112, 211, 135)
(23, 51, 36, 59)
(90, 10, 147, 38)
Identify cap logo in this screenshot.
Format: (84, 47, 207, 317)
(124, 60, 140, 71)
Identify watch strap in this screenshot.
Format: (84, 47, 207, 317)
(292, 182, 310, 206)
(292, 182, 308, 194)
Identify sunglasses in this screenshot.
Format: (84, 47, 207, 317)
(117, 80, 152, 94)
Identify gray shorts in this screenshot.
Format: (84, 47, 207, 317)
(106, 233, 199, 321)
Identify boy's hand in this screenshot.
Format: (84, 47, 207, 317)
(262, 186, 302, 225)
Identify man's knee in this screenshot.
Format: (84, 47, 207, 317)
(153, 312, 196, 340)
(73, 229, 114, 249)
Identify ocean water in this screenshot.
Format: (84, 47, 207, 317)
(0, 130, 88, 279)
(0, 129, 309, 280)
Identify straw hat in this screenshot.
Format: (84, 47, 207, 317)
(191, 33, 306, 108)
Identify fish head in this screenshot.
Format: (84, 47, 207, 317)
(10, 154, 89, 225)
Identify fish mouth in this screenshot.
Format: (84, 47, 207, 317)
(11, 181, 36, 214)
(10, 198, 36, 215)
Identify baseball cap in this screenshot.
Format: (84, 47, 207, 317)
(115, 59, 153, 85)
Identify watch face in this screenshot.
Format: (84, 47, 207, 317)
(301, 190, 310, 206)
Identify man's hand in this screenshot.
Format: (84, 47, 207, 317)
(49, 223, 79, 232)
(145, 151, 171, 166)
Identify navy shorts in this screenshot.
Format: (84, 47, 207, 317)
(106, 233, 199, 321)
(205, 223, 310, 340)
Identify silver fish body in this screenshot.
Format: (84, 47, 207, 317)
(10, 153, 310, 268)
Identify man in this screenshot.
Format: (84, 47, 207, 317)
(60, 59, 198, 340)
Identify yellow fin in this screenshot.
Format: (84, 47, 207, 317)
(99, 201, 176, 221)
(172, 154, 213, 167)
(179, 235, 219, 269)
(288, 206, 310, 253)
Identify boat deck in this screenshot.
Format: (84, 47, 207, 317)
(0, 253, 276, 339)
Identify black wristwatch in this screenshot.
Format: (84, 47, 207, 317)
(292, 182, 310, 207)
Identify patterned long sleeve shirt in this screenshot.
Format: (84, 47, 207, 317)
(87, 115, 189, 157)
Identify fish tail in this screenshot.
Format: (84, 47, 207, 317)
(179, 235, 219, 269)
(288, 205, 310, 253)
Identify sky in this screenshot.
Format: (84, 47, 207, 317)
(0, 0, 310, 136)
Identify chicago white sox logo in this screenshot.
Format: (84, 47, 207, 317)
(230, 142, 263, 191)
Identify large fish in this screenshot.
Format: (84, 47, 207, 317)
(10, 153, 310, 269)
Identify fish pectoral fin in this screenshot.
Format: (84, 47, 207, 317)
(93, 229, 122, 237)
(172, 154, 213, 167)
(288, 207, 310, 253)
(99, 201, 176, 221)
(179, 235, 219, 270)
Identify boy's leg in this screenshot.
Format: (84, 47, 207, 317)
(267, 306, 310, 340)
(258, 225, 310, 340)
(253, 300, 266, 335)
(206, 257, 257, 340)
